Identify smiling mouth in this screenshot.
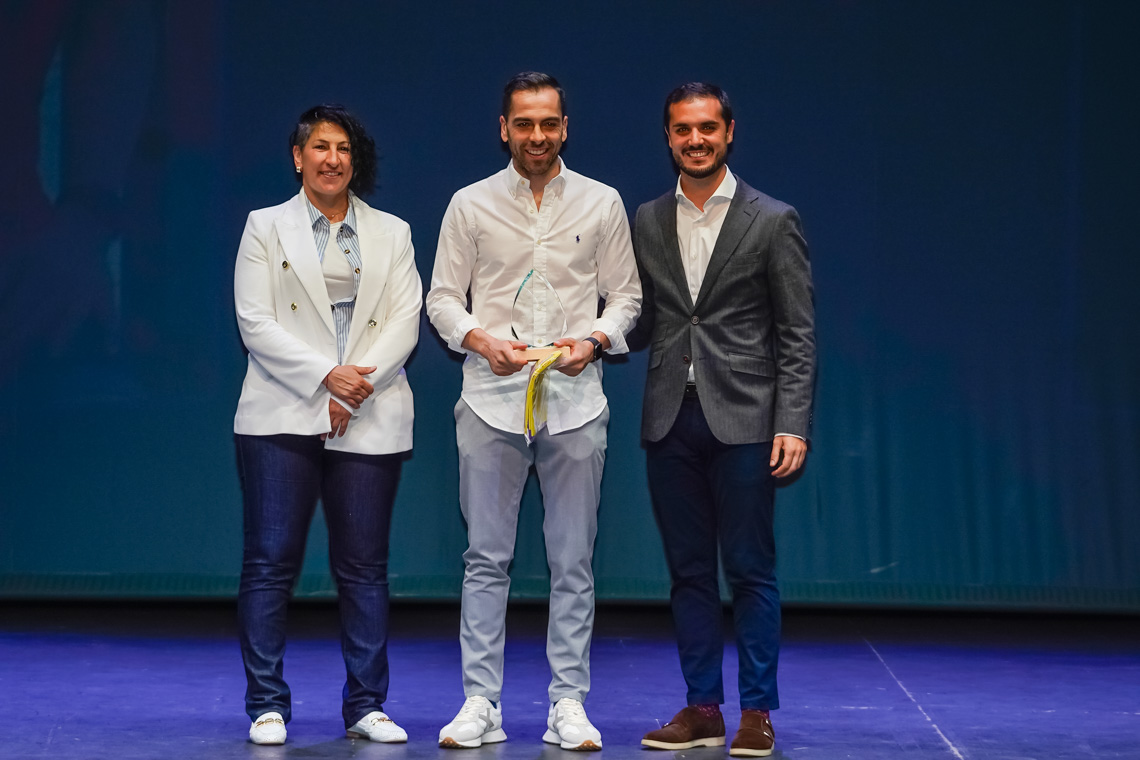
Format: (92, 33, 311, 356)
(685, 149, 711, 159)
(525, 147, 549, 156)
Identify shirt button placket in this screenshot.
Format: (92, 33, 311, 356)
(535, 206, 549, 343)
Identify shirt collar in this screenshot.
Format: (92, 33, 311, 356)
(505, 158, 568, 201)
(675, 166, 737, 211)
(300, 188, 358, 235)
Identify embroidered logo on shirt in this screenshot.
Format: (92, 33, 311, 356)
(576, 235, 580, 243)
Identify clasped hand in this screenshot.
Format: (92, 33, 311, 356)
(321, 399, 352, 441)
(322, 364, 376, 408)
(319, 365, 375, 440)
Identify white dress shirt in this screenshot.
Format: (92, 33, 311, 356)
(676, 167, 737, 382)
(427, 160, 642, 434)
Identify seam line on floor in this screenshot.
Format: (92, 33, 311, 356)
(864, 637, 966, 760)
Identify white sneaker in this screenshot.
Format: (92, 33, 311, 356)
(249, 711, 286, 745)
(543, 698, 602, 750)
(438, 695, 507, 748)
(346, 710, 408, 743)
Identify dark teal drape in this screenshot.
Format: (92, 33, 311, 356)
(2, 1, 1136, 611)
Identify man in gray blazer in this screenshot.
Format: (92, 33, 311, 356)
(635, 83, 815, 758)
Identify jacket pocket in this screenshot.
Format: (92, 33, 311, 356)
(725, 249, 762, 268)
(649, 340, 665, 369)
(728, 352, 775, 377)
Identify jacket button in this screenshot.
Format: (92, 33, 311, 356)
(691, 315, 700, 325)
(282, 261, 289, 269)
(682, 355, 691, 364)
(290, 302, 297, 311)
(368, 319, 377, 327)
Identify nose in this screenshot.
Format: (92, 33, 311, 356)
(529, 123, 546, 143)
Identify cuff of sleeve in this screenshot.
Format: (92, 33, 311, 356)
(449, 315, 484, 353)
(331, 395, 359, 416)
(774, 432, 805, 442)
(313, 361, 340, 398)
(591, 317, 628, 354)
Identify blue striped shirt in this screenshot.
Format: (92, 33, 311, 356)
(302, 191, 363, 363)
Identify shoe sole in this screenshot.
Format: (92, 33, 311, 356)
(729, 748, 773, 757)
(543, 729, 602, 751)
(346, 729, 407, 743)
(249, 729, 286, 746)
(642, 737, 726, 750)
(439, 728, 507, 748)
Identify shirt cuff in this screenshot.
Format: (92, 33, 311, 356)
(591, 317, 628, 354)
(448, 314, 484, 353)
(775, 432, 804, 442)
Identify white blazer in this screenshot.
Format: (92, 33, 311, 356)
(233, 190, 421, 454)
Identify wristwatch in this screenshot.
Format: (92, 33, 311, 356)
(583, 336, 603, 363)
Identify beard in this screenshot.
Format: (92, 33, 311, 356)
(511, 139, 562, 178)
(675, 147, 726, 179)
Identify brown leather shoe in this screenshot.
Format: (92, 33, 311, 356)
(641, 706, 726, 750)
(729, 711, 775, 757)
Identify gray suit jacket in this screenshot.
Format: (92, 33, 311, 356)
(632, 177, 815, 445)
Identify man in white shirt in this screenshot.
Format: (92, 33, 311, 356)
(426, 71, 641, 752)
(633, 83, 815, 759)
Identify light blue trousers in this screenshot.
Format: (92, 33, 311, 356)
(455, 399, 608, 704)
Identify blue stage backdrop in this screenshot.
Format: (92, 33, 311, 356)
(1, 1, 1137, 611)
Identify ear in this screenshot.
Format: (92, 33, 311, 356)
(561, 115, 568, 141)
(726, 119, 735, 145)
(292, 144, 303, 169)
(500, 115, 508, 144)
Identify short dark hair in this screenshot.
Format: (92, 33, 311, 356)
(663, 82, 733, 130)
(501, 71, 566, 119)
(289, 104, 377, 196)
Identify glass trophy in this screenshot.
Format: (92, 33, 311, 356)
(511, 269, 567, 363)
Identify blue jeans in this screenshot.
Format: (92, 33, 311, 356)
(646, 396, 780, 711)
(234, 433, 402, 727)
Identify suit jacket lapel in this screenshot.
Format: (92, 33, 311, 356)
(275, 195, 336, 336)
(693, 183, 759, 311)
(655, 194, 693, 311)
(343, 206, 389, 360)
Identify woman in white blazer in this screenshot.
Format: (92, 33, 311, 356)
(232, 105, 420, 746)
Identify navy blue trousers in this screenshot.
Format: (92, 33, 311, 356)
(234, 433, 401, 727)
(646, 396, 780, 711)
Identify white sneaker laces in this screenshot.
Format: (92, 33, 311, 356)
(555, 698, 589, 724)
(457, 695, 491, 721)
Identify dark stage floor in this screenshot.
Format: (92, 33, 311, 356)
(1, 601, 1137, 759)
